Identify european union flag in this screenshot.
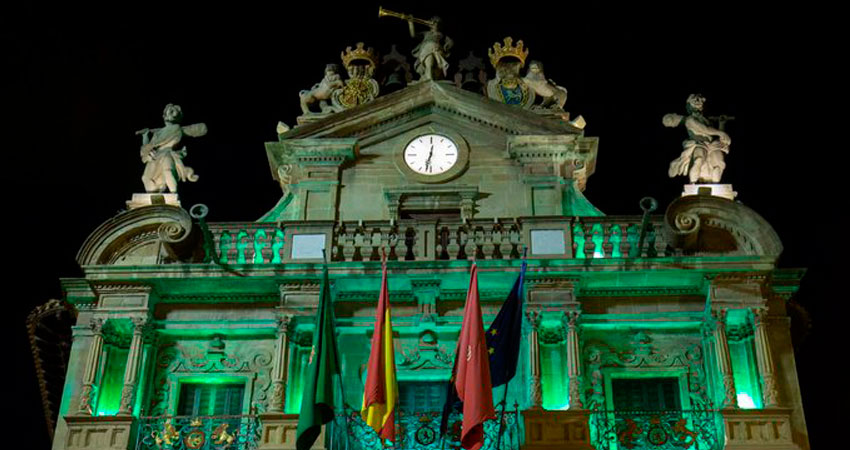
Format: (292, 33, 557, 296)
(486, 260, 527, 387)
(440, 262, 527, 439)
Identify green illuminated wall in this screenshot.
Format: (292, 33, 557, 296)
(729, 338, 762, 409)
(96, 347, 127, 416)
(540, 342, 568, 410)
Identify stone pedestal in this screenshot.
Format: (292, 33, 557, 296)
(722, 408, 801, 450)
(63, 415, 135, 450)
(682, 183, 737, 200)
(126, 193, 181, 209)
(521, 409, 593, 450)
(259, 413, 326, 450)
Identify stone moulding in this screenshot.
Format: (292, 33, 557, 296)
(76, 205, 198, 266)
(663, 195, 783, 258)
(63, 415, 135, 450)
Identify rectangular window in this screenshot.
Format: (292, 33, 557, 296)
(398, 381, 446, 412)
(178, 383, 245, 416)
(612, 377, 681, 411)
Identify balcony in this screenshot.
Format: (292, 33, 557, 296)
(328, 410, 523, 450)
(135, 415, 260, 450)
(207, 216, 671, 265)
(589, 410, 721, 450)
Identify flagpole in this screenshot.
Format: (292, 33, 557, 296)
(322, 248, 351, 450)
(495, 246, 527, 450)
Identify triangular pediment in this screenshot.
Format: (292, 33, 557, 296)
(281, 81, 583, 142)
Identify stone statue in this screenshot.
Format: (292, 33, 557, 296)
(663, 94, 731, 183)
(486, 37, 535, 108)
(137, 104, 207, 193)
(522, 60, 567, 110)
(299, 64, 344, 115)
(408, 16, 452, 81)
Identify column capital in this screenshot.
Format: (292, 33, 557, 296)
(525, 309, 542, 330)
(88, 317, 106, 334)
(276, 313, 293, 335)
(751, 306, 769, 325)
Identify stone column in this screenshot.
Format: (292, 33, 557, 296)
(269, 314, 292, 412)
(564, 311, 584, 410)
(119, 316, 148, 415)
(526, 310, 543, 409)
(711, 309, 738, 409)
(78, 318, 105, 415)
(752, 308, 780, 407)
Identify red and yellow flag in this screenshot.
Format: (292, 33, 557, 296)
(361, 259, 398, 442)
(455, 263, 496, 450)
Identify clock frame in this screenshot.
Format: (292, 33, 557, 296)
(394, 127, 469, 184)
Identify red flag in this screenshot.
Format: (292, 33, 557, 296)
(454, 263, 496, 450)
(361, 258, 398, 443)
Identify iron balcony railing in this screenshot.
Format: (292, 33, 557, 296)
(328, 409, 523, 450)
(135, 415, 260, 450)
(589, 409, 721, 450)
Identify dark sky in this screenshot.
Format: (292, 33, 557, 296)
(8, 3, 840, 448)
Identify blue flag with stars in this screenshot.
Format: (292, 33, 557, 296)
(485, 260, 527, 387)
(440, 261, 528, 439)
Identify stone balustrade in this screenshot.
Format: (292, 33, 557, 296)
(204, 216, 671, 265)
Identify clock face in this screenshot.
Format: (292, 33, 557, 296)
(403, 134, 459, 175)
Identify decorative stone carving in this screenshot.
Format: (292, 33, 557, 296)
(332, 43, 380, 110)
(78, 318, 105, 415)
(563, 311, 584, 410)
(585, 331, 711, 410)
(663, 94, 731, 183)
(523, 61, 567, 110)
(137, 104, 207, 193)
(487, 37, 534, 108)
(752, 308, 781, 407)
(396, 330, 454, 371)
(709, 309, 738, 409)
(269, 314, 292, 412)
(663, 194, 784, 258)
(149, 341, 274, 416)
(381, 44, 413, 92)
(299, 64, 345, 115)
(454, 51, 487, 93)
(526, 309, 543, 409)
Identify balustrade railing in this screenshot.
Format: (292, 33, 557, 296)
(328, 409, 522, 450)
(589, 410, 721, 450)
(202, 216, 672, 265)
(135, 415, 260, 450)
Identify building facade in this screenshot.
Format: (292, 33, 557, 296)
(40, 34, 808, 450)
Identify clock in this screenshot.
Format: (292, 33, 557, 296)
(403, 134, 459, 175)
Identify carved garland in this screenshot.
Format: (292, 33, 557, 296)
(584, 332, 711, 411)
(149, 342, 274, 416)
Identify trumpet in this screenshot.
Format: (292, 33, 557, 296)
(378, 6, 436, 28)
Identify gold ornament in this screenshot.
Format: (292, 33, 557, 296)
(488, 37, 529, 68)
(341, 42, 378, 70)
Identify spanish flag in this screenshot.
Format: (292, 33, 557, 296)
(361, 258, 398, 443)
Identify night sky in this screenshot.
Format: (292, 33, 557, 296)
(9, 3, 840, 448)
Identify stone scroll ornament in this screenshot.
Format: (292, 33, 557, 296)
(663, 94, 731, 183)
(137, 104, 207, 193)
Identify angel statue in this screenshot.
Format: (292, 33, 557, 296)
(663, 94, 730, 183)
(136, 104, 207, 193)
(408, 16, 452, 81)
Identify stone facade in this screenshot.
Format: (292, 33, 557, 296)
(44, 78, 808, 450)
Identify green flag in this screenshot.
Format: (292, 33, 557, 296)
(296, 265, 341, 450)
